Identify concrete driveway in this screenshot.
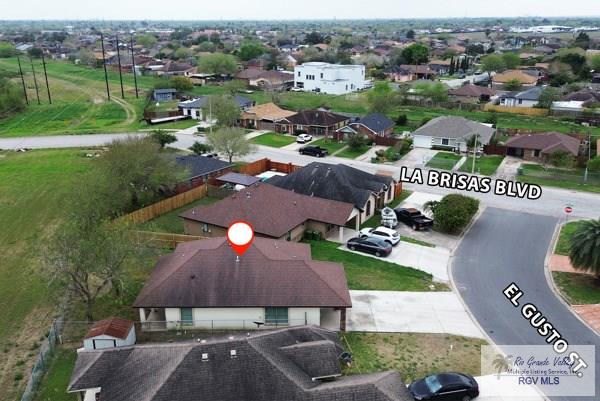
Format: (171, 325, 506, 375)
(397, 148, 438, 168)
(347, 290, 485, 339)
(494, 156, 522, 180)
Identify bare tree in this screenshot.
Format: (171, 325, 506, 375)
(206, 127, 255, 162)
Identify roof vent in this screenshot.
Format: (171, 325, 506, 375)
(200, 339, 207, 344)
(202, 353, 209, 361)
(190, 274, 196, 280)
(230, 349, 237, 358)
(228, 336, 234, 340)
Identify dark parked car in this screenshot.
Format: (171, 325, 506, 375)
(299, 145, 328, 157)
(409, 372, 479, 401)
(346, 237, 392, 257)
(394, 208, 433, 231)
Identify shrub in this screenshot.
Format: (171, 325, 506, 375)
(396, 114, 408, 126)
(548, 150, 573, 168)
(189, 141, 213, 155)
(150, 130, 177, 148)
(429, 194, 479, 234)
(347, 133, 367, 150)
(587, 157, 600, 172)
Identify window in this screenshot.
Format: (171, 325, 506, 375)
(285, 231, 292, 241)
(265, 307, 288, 325)
(534, 149, 541, 157)
(298, 71, 301, 77)
(320, 73, 323, 79)
(518, 99, 523, 104)
(180, 308, 193, 326)
(202, 223, 209, 233)
(441, 138, 449, 146)
(366, 200, 372, 215)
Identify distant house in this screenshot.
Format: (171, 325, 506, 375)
(497, 86, 543, 108)
(492, 69, 539, 89)
(275, 109, 350, 136)
(239, 102, 297, 130)
(68, 326, 413, 401)
(175, 155, 234, 190)
(336, 113, 395, 139)
(180, 183, 355, 241)
(133, 239, 352, 331)
(268, 162, 397, 226)
(505, 132, 581, 162)
(385, 65, 436, 82)
(158, 60, 197, 76)
(428, 59, 452, 75)
(411, 116, 495, 152)
(82, 317, 136, 351)
(235, 69, 295, 90)
(153, 88, 177, 101)
(179, 95, 255, 120)
(449, 84, 496, 103)
(294, 62, 368, 95)
(561, 88, 600, 108)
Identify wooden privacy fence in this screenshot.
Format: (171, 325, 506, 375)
(237, 158, 301, 176)
(119, 185, 208, 225)
(484, 104, 548, 116)
(131, 230, 206, 248)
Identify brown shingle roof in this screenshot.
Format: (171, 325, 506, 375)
(180, 183, 354, 238)
(133, 238, 351, 308)
(449, 84, 496, 98)
(492, 69, 538, 84)
(84, 318, 133, 340)
(505, 132, 581, 156)
(282, 110, 350, 127)
(241, 102, 296, 121)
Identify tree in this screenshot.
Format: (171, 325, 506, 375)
(347, 133, 367, 150)
(502, 52, 520, 69)
(0, 41, 17, 58)
(151, 130, 177, 148)
(174, 47, 191, 60)
(305, 31, 325, 45)
(136, 34, 157, 48)
(238, 41, 266, 61)
(0, 77, 26, 116)
(27, 47, 43, 58)
(448, 56, 455, 75)
(481, 54, 506, 77)
(406, 29, 416, 39)
(548, 150, 573, 168)
(222, 79, 247, 95)
(206, 127, 254, 162)
(588, 157, 600, 172)
(168, 76, 192, 92)
(484, 111, 498, 125)
(573, 32, 591, 50)
(367, 81, 396, 114)
(466, 44, 485, 56)
(202, 95, 241, 127)
(549, 61, 576, 86)
(78, 48, 96, 66)
(536, 87, 561, 109)
(197, 53, 238, 76)
(189, 141, 213, 155)
(426, 194, 480, 234)
(503, 78, 522, 91)
(401, 43, 429, 65)
(555, 48, 589, 79)
(569, 219, 600, 281)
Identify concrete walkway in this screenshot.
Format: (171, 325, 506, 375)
(355, 145, 386, 162)
(347, 290, 485, 339)
(493, 156, 522, 180)
(452, 156, 468, 172)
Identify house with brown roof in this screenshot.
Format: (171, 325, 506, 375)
(384, 65, 436, 82)
(275, 109, 350, 137)
(83, 317, 136, 350)
(239, 102, 297, 130)
(492, 69, 539, 89)
(505, 132, 581, 163)
(180, 183, 355, 242)
(235, 69, 295, 90)
(449, 84, 496, 103)
(133, 238, 352, 331)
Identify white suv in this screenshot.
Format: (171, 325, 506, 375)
(296, 133, 313, 143)
(359, 226, 400, 246)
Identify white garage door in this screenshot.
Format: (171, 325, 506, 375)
(412, 135, 433, 149)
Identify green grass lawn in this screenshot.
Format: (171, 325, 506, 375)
(250, 132, 297, 148)
(336, 145, 371, 159)
(308, 240, 447, 291)
(33, 348, 77, 401)
(555, 221, 585, 256)
(0, 149, 92, 400)
(459, 155, 505, 176)
(518, 164, 600, 193)
(309, 138, 347, 154)
(138, 196, 220, 234)
(553, 272, 600, 305)
(341, 332, 487, 382)
(426, 152, 462, 170)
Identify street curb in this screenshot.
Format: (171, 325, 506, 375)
(543, 219, 600, 339)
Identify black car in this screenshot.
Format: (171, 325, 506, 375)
(394, 208, 434, 231)
(299, 145, 328, 157)
(346, 237, 392, 257)
(409, 372, 479, 401)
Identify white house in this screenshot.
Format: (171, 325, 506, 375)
(294, 62, 367, 95)
(411, 116, 496, 153)
(178, 95, 255, 120)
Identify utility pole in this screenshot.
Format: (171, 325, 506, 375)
(115, 33, 125, 99)
(471, 134, 478, 174)
(129, 33, 139, 98)
(584, 131, 592, 183)
(29, 57, 41, 105)
(16, 56, 28, 105)
(100, 32, 111, 100)
(40, 52, 52, 104)
(209, 98, 213, 135)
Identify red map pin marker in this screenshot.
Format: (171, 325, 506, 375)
(227, 221, 254, 257)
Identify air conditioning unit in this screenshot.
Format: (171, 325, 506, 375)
(230, 349, 237, 358)
(202, 353, 209, 362)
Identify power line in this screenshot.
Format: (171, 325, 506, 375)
(16, 56, 28, 105)
(115, 33, 125, 99)
(41, 52, 52, 104)
(100, 32, 111, 100)
(29, 57, 41, 105)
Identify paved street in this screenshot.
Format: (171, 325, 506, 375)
(452, 208, 600, 401)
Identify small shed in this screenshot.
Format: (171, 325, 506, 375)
(83, 317, 136, 350)
(153, 88, 177, 101)
(217, 172, 261, 189)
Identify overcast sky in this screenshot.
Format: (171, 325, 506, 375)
(0, 0, 598, 20)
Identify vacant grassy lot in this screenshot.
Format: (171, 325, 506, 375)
(553, 272, 600, 305)
(310, 138, 347, 154)
(138, 196, 220, 234)
(308, 240, 447, 291)
(250, 132, 297, 148)
(336, 144, 371, 159)
(518, 164, 600, 193)
(459, 155, 504, 176)
(555, 221, 585, 256)
(341, 332, 487, 382)
(33, 348, 77, 401)
(426, 152, 462, 170)
(0, 149, 92, 400)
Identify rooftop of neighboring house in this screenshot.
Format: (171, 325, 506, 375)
(268, 162, 394, 210)
(133, 237, 351, 309)
(178, 95, 254, 109)
(498, 86, 543, 101)
(69, 326, 411, 401)
(505, 132, 581, 156)
(411, 116, 496, 144)
(449, 84, 496, 98)
(281, 109, 350, 127)
(387, 64, 437, 75)
(241, 102, 296, 121)
(153, 88, 177, 94)
(492, 69, 539, 84)
(235, 69, 294, 81)
(175, 155, 233, 180)
(160, 60, 195, 73)
(179, 183, 354, 238)
(352, 113, 395, 133)
(84, 317, 133, 340)
(562, 88, 600, 105)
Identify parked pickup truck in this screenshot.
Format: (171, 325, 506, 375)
(393, 208, 433, 231)
(299, 145, 328, 157)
